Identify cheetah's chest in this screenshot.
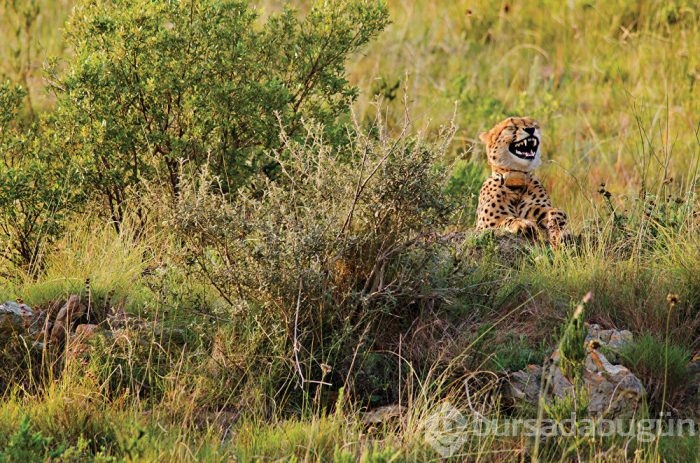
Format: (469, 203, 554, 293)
(502, 186, 533, 216)
(507, 183, 553, 223)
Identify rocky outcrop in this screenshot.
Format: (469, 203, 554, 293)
(1, 295, 187, 361)
(1, 295, 97, 350)
(584, 346, 646, 416)
(506, 325, 645, 417)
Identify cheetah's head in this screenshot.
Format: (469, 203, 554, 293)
(479, 117, 541, 172)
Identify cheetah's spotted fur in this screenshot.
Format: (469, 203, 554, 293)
(476, 116, 569, 246)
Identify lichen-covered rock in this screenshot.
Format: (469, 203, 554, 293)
(507, 364, 542, 404)
(584, 324, 633, 362)
(585, 324, 633, 351)
(0, 301, 33, 338)
(506, 325, 645, 418)
(583, 348, 645, 416)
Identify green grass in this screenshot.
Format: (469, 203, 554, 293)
(0, 0, 699, 462)
(350, 0, 700, 223)
(0, 0, 72, 114)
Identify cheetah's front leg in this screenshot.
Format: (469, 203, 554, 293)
(500, 216, 538, 237)
(544, 208, 570, 246)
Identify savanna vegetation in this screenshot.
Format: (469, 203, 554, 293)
(0, 0, 698, 461)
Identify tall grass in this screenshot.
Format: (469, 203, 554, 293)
(0, 0, 72, 114)
(350, 0, 700, 223)
(0, 1, 698, 462)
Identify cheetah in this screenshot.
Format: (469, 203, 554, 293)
(476, 116, 569, 246)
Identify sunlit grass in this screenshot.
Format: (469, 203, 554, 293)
(0, 1, 698, 462)
(1, 215, 157, 312)
(349, 0, 700, 226)
(0, 0, 73, 113)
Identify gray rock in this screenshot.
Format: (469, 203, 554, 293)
(0, 301, 33, 337)
(583, 348, 645, 416)
(508, 365, 542, 404)
(585, 324, 633, 361)
(506, 326, 645, 418)
(362, 404, 406, 425)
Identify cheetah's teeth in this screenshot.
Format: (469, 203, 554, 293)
(509, 136, 539, 159)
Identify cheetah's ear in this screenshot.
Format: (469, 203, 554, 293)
(478, 130, 491, 145)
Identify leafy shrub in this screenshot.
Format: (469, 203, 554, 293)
(51, 0, 389, 228)
(163, 114, 459, 409)
(0, 81, 84, 273)
(0, 416, 59, 463)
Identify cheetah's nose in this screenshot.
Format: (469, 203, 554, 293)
(524, 127, 535, 136)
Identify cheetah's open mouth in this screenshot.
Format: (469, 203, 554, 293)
(509, 136, 539, 160)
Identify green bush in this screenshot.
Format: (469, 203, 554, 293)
(0, 416, 58, 463)
(0, 81, 84, 273)
(51, 0, 389, 228)
(165, 115, 458, 410)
